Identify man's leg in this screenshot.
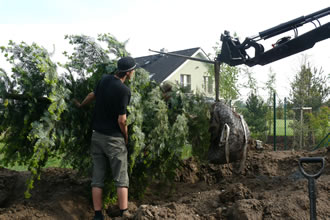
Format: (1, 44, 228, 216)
(106, 136, 129, 217)
(92, 187, 103, 211)
(91, 131, 107, 219)
(117, 187, 128, 210)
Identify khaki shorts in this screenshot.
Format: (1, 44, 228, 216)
(91, 131, 129, 188)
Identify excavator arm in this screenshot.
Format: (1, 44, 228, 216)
(218, 7, 330, 67)
(149, 7, 330, 101)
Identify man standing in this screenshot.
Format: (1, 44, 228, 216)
(75, 56, 136, 220)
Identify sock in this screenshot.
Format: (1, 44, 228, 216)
(95, 210, 102, 217)
(120, 208, 128, 216)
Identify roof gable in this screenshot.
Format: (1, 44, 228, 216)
(135, 47, 209, 83)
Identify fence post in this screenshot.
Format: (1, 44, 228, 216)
(284, 97, 287, 150)
(293, 106, 313, 149)
(300, 108, 303, 149)
(273, 92, 276, 151)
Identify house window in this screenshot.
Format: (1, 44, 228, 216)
(180, 74, 191, 92)
(203, 76, 213, 93)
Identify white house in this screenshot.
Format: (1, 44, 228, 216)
(135, 47, 214, 98)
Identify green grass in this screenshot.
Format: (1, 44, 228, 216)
(0, 142, 66, 171)
(0, 155, 64, 171)
(2, 157, 67, 171)
(269, 119, 294, 136)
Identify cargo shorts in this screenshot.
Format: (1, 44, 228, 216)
(90, 130, 129, 188)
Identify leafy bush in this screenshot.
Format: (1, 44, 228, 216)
(306, 106, 329, 146)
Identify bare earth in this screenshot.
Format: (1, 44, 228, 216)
(1, 144, 329, 220)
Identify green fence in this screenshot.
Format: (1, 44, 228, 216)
(267, 94, 329, 151)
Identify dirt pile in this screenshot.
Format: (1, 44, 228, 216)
(0, 144, 329, 220)
(0, 168, 93, 220)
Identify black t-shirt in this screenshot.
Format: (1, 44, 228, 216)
(92, 74, 131, 137)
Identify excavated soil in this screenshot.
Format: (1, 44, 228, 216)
(0, 143, 329, 220)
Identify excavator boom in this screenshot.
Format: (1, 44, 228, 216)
(218, 7, 330, 67)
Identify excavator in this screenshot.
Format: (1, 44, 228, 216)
(149, 7, 330, 171)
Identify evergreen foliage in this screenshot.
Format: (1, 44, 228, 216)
(288, 59, 329, 149)
(0, 34, 210, 202)
(242, 93, 268, 140)
(289, 60, 329, 112)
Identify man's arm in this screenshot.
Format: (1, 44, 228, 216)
(118, 114, 128, 145)
(74, 92, 95, 108)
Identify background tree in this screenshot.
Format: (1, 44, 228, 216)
(276, 98, 284, 119)
(242, 93, 268, 140)
(237, 68, 268, 140)
(264, 67, 276, 105)
(306, 106, 329, 146)
(289, 57, 329, 111)
(263, 67, 277, 137)
(288, 56, 329, 149)
(208, 39, 240, 101)
(240, 67, 259, 96)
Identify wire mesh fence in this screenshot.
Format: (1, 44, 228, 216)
(263, 95, 329, 151)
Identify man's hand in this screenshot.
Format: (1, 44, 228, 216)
(73, 92, 95, 108)
(73, 99, 81, 108)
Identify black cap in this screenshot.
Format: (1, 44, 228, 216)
(117, 56, 137, 73)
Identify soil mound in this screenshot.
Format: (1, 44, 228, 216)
(0, 145, 329, 220)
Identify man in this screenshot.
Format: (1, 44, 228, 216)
(75, 56, 136, 220)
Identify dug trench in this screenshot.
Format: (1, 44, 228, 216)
(0, 144, 329, 220)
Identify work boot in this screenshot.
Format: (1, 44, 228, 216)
(108, 206, 121, 218)
(108, 209, 133, 219)
(93, 214, 104, 220)
(121, 210, 133, 219)
(93, 210, 104, 220)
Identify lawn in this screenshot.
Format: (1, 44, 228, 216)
(269, 119, 294, 136)
(0, 142, 64, 171)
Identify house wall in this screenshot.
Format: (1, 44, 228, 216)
(164, 52, 214, 98)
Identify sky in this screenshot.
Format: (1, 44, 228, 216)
(0, 0, 329, 100)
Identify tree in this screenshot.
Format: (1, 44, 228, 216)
(263, 67, 276, 135)
(264, 67, 276, 106)
(306, 106, 329, 145)
(241, 67, 259, 96)
(0, 34, 211, 202)
(0, 41, 70, 197)
(289, 56, 329, 149)
(208, 40, 240, 101)
(276, 98, 284, 119)
(234, 67, 268, 140)
(289, 57, 329, 111)
(242, 93, 268, 140)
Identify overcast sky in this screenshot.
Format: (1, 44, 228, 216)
(0, 0, 329, 100)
